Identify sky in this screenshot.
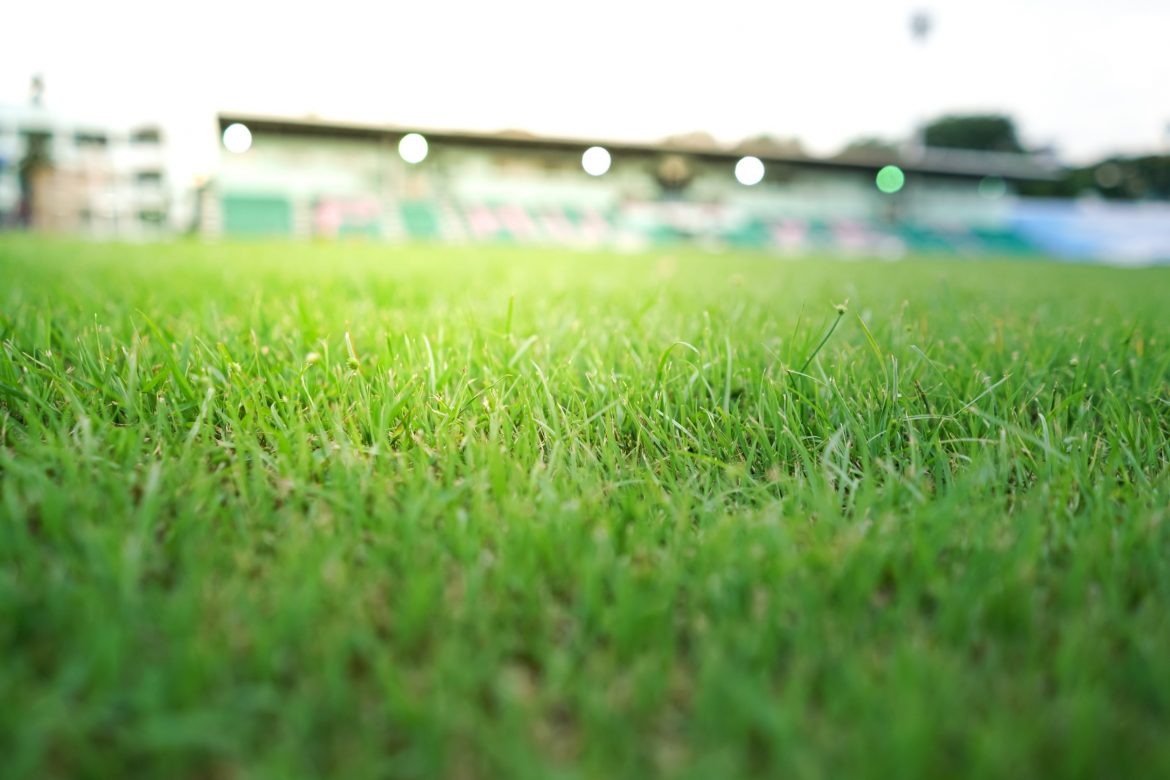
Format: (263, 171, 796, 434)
(4, 0, 1169, 186)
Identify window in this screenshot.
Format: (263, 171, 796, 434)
(20, 130, 52, 158)
(75, 132, 109, 148)
(130, 127, 162, 145)
(136, 170, 163, 185)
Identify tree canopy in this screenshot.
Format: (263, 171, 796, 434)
(923, 115, 1025, 153)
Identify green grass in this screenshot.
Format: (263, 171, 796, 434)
(2, 237, 1169, 779)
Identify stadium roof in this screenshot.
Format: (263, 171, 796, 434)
(217, 112, 1062, 182)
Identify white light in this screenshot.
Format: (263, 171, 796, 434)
(399, 133, 428, 164)
(222, 123, 252, 154)
(581, 146, 612, 176)
(735, 156, 765, 186)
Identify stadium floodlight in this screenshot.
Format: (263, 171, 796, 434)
(398, 133, 429, 164)
(222, 123, 253, 154)
(734, 156, 765, 186)
(875, 165, 905, 194)
(582, 146, 612, 176)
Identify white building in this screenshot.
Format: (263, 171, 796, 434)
(0, 100, 169, 237)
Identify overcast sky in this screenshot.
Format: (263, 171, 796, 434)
(4, 0, 1168, 185)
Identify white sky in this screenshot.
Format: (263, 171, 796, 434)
(4, 0, 1169, 185)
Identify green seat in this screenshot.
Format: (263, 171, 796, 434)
(222, 195, 292, 236)
(400, 202, 440, 239)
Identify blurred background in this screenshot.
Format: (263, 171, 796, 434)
(2, 0, 1169, 263)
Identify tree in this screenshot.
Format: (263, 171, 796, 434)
(660, 132, 720, 151)
(922, 115, 1025, 153)
(836, 137, 900, 159)
(732, 135, 804, 158)
(1015, 155, 1170, 200)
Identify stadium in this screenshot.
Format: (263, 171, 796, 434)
(202, 112, 1055, 255)
(3, 3, 1170, 778)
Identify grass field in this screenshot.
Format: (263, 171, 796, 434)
(2, 237, 1169, 779)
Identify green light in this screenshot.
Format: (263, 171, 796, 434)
(875, 165, 905, 194)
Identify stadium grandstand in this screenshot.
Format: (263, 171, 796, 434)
(201, 113, 1063, 256)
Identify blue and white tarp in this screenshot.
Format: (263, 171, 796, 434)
(1010, 200, 1170, 266)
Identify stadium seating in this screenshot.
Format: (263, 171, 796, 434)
(388, 199, 1039, 256)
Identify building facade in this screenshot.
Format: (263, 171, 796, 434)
(0, 102, 169, 238)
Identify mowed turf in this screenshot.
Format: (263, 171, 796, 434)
(1, 237, 1169, 779)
